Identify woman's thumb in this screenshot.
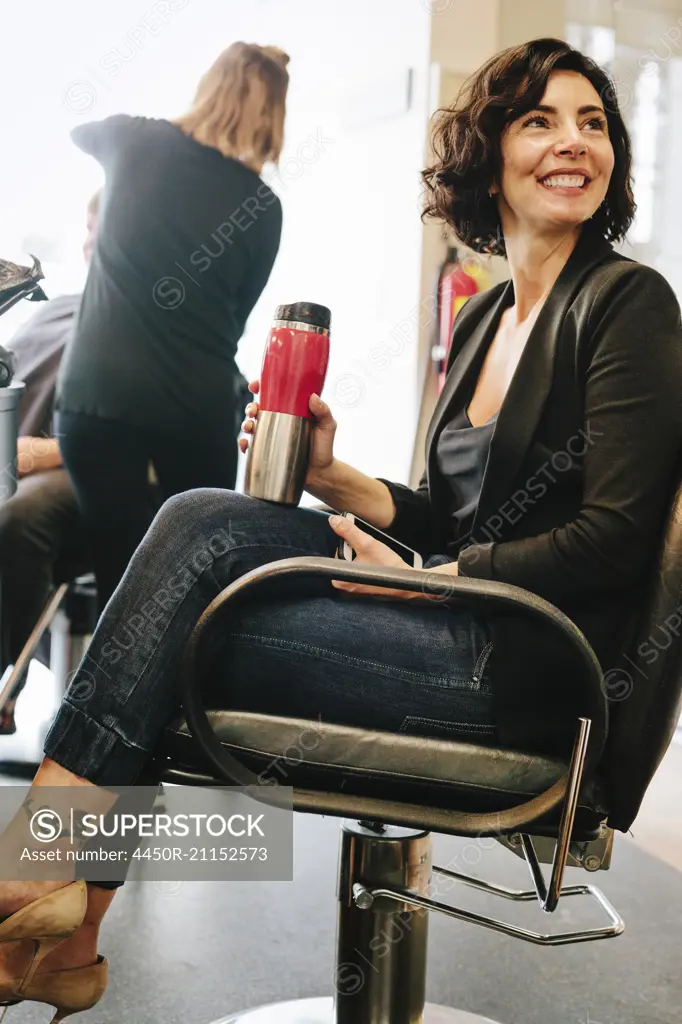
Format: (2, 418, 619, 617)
(310, 393, 333, 421)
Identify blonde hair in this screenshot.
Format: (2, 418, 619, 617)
(176, 42, 289, 170)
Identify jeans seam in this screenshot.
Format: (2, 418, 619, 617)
(472, 640, 494, 682)
(227, 632, 478, 687)
(63, 698, 150, 752)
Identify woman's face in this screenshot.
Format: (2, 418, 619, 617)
(492, 70, 615, 239)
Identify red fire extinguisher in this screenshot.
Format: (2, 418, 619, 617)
(432, 247, 487, 394)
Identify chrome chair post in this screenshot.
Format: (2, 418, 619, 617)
(335, 820, 431, 1023)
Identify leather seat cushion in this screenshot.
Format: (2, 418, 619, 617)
(162, 712, 607, 834)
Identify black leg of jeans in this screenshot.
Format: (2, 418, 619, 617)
(57, 412, 156, 614)
(149, 428, 238, 499)
(57, 411, 240, 615)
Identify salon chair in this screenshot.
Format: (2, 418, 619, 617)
(157, 479, 682, 1024)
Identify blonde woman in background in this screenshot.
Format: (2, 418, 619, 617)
(56, 43, 289, 611)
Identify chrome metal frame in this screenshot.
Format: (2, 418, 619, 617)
(355, 868, 623, 948)
(496, 827, 614, 871)
(347, 716, 623, 946)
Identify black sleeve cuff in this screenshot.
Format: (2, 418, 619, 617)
(457, 542, 495, 579)
(375, 477, 423, 543)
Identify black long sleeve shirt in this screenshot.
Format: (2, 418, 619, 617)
(57, 115, 282, 437)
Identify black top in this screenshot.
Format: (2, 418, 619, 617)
(57, 115, 282, 437)
(8, 293, 81, 437)
(436, 406, 498, 556)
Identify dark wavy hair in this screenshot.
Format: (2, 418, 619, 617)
(422, 37, 636, 256)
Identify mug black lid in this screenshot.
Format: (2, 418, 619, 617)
(275, 301, 331, 329)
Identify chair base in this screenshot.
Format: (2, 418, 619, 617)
(215, 996, 503, 1023)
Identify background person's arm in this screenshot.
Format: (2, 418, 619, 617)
(17, 437, 62, 477)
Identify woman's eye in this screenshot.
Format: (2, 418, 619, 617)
(522, 115, 549, 128)
(521, 114, 608, 132)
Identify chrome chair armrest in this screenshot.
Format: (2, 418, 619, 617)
(179, 555, 608, 837)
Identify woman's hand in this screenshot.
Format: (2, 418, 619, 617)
(239, 379, 337, 488)
(328, 515, 423, 601)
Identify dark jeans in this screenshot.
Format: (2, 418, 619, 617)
(43, 491, 496, 886)
(56, 411, 239, 613)
(0, 468, 86, 699)
(44, 488, 497, 781)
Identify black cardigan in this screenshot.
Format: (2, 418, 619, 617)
(380, 230, 682, 758)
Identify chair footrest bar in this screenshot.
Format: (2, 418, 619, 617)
(353, 878, 624, 946)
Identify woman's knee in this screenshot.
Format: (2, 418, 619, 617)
(151, 488, 255, 538)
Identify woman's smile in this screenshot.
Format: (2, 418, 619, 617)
(537, 169, 593, 198)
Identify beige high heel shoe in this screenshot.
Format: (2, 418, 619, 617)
(0, 881, 87, 1008)
(3, 955, 108, 1022)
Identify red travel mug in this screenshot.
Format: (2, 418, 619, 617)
(244, 301, 331, 504)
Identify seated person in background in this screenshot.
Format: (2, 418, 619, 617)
(0, 193, 101, 734)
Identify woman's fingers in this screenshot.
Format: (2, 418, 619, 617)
(309, 393, 336, 430)
(309, 392, 328, 417)
(238, 437, 248, 454)
(328, 515, 373, 555)
(249, 379, 260, 395)
(241, 401, 259, 435)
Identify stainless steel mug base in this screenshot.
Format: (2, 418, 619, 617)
(244, 410, 311, 505)
(214, 997, 505, 1023)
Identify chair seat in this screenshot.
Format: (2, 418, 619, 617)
(162, 712, 608, 839)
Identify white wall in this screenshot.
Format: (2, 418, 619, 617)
(2, 0, 432, 486)
(231, 1, 432, 484)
